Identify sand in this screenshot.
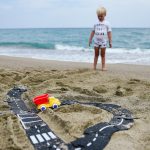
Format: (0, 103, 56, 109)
(0, 56, 150, 150)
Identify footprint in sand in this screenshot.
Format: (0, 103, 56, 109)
(128, 78, 141, 84)
(115, 86, 133, 96)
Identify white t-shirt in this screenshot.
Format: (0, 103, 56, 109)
(92, 20, 112, 44)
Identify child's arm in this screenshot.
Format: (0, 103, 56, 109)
(89, 31, 95, 47)
(107, 31, 112, 48)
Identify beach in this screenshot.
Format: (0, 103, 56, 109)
(0, 56, 150, 150)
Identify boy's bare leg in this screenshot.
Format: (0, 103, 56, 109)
(94, 47, 99, 70)
(101, 48, 107, 71)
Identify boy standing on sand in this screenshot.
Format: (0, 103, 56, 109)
(89, 7, 112, 71)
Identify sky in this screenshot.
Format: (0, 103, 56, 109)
(0, 0, 150, 28)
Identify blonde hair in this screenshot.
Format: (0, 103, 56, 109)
(96, 7, 106, 16)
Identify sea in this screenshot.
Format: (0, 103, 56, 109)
(0, 28, 150, 65)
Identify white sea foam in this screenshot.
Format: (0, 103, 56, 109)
(107, 48, 150, 54)
(55, 44, 91, 51)
(0, 46, 150, 65)
(55, 44, 150, 55)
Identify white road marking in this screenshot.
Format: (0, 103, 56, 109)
(42, 133, 51, 141)
(41, 123, 47, 127)
(17, 114, 28, 129)
(47, 142, 50, 146)
(93, 138, 96, 141)
(75, 148, 81, 150)
(48, 132, 56, 139)
(18, 113, 36, 116)
(36, 134, 45, 142)
(99, 125, 115, 132)
(22, 120, 42, 123)
(99, 119, 124, 132)
(87, 142, 92, 147)
(20, 119, 28, 129)
(20, 116, 39, 119)
(117, 118, 124, 126)
(30, 135, 38, 144)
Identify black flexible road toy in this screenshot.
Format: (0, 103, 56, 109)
(7, 86, 134, 150)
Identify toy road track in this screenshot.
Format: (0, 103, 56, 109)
(7, 86, 134, 150)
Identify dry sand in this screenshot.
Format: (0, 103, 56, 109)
(0, 56, 150, 150)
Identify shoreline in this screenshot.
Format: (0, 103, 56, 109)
(0, 55, 150, 79)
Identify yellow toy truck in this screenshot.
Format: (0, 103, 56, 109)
(33, 93, 61, 111)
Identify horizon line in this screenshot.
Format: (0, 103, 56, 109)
(0, 27, 150, 30)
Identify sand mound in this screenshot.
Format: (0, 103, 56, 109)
(39, 104, 112, 142)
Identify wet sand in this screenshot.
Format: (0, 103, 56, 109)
(0, 56, 150, 150)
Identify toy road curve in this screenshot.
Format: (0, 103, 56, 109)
(6, 86, 134, 150)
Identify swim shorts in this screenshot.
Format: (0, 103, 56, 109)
(94, 41, 107, 48)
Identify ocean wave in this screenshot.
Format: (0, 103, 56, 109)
(55, 44, 150, 55)
(0, 42, 92, 51)
(0, 42, 150, 55)
(0, 42, 54, 49)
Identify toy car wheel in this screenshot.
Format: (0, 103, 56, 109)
(53, 104, 58, 109)
(40, 105, 46, 111)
